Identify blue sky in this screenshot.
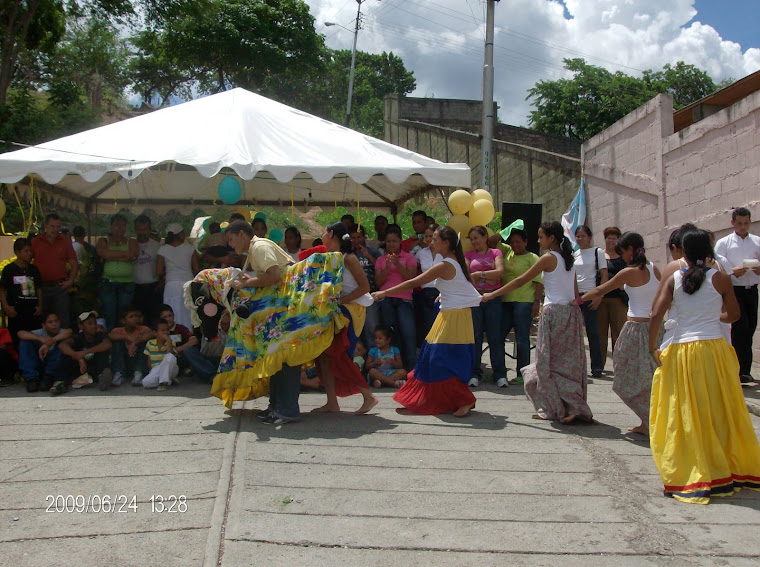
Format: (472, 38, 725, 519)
(692, 1, 759, 50)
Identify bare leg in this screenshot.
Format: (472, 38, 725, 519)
(627, 422, 648, 434)
(355, 387, 379, 414)
(453, 402, 475, 417)
(311, 356, 341, 413)
(369, 368, 407, 388)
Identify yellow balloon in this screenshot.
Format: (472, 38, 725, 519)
(469, 199, 495, 226)
(471, 188, 493, 204)
(460, 236, 473, 253)
(235, 206, 252, 222)
(486, 227, 495, 237)
(446, 214, 472, 235)
(448, 189, 473, 215)
(0, 200, 5, 220)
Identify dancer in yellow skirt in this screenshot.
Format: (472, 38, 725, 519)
(649, 228, 760, 503)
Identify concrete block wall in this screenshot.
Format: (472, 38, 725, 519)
(583, 90, 760, 361)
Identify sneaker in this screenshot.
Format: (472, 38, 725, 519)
(496, 377, 508, 388)
(261, 414, 300, 425)
(157, 384, 169, 391)
(740, 374, 754, 383)
(111, 372, 124, 387)
(49, 381, 69, 396)
(40, 379, 53, 391)
(26, 380, 40, 393)
(468, 377, 479, 388)
(591, 370, 603, 378)
(99, 368, 112, 391)
(71, 374, 93, 389)
(131, 372, 143, 387)
(256, 408, 273, 420)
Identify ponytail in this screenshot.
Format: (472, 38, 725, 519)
(541, 221, 574, 271)
(326, 221, 353, 254)
(436, 226, 472, 283)
(617, 231, 647, 269)
(681, 229, 711, 295)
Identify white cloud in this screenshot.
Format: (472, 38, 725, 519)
(306, 0, 760, 127)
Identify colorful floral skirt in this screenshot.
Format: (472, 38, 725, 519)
(188, 254, 347, 408)
(317, 302, 369, 397)
(650, 338, 760, 504)
(612, 321, 660, 423)
(394, 308, 476, 415)
(522, 303, 592, 421)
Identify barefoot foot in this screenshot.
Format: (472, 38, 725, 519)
(627, 423, 648, 434)
(311, 403, 340, 413)
(453, 403, 475, 417)
(355, 396, 379, 414)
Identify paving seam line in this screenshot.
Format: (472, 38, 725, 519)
(203, 401, 244, 567)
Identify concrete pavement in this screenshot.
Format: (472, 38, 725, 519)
(2, 363, 760, 566)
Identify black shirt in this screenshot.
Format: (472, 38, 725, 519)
(0, 262, 42, 313)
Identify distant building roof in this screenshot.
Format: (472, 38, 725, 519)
(673, 69, 760, 133)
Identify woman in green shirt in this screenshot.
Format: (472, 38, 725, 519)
(96, 214, 139, 330)
(498, 229, 544, 384)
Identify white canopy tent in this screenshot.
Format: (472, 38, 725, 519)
(0, 88, 470, 218)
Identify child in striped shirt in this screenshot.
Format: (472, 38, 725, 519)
(141, 319, 179, 390)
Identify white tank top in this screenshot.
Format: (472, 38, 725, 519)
(542, 251, 576, 306)
(671, 268, 724, 343)
(625, 263, 659, 318)
(342, 254, 373, 307)
(436, 258, 481, 311)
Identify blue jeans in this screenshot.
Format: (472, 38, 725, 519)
(471, 303, 506, 380)
(269, 364, 301, 419)
(580, 301, 603, 373)
(181, 345, 219, 383)
(502, 302, 533, 376)
(19, 340, 62, 385)
(379, 297, 417, 369)
(414, 287, 440, 343)
(361, 302, 381, 352)
(111, 340, 148, 377)
(99, 279, 136, 330)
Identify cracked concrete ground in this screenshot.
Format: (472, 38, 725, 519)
(2, 355, 760, 567)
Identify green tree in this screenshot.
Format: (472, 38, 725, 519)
(527, 58, 719, 140)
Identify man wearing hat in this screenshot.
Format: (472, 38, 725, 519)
(59, 311, 113, 390)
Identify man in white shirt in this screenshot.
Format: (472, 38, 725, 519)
(133, 215, 162, 322)
(714, 207, 760, 382)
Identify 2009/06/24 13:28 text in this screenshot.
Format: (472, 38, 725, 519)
(45, 494, 187, 513)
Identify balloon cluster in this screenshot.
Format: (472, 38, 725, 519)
(446, 189, 495, 252)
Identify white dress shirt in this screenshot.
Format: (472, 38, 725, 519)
(714, 232, 760, 287)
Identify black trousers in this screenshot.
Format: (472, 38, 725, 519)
(731, 285, 758, 376)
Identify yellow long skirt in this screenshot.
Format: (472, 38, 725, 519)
(650, 339, 760, 504)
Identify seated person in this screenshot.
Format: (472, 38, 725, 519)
(141, 318, 179, 390)
(17, 311, 72, 394)
(108, 305, 152, 388)
(0, 326, 19, 387)
(157, 304, 198, 375)
(0, 237, 43, 349)
(366, 325, 407, 388)
(59, 311, 112, 389)
(193, 310, 230, 384)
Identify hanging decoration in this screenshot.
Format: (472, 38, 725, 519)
(218, 176, 242, 204)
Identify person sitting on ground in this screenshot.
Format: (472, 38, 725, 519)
(59, 311, 113, 390)
(195, 311, 230, 384)
(156, 304, 198, 376)
(17, 311, 72, 394)
(141, 318, 180, 390)
(108, 305, 152, 388)
(0, 237, 43, 349)
(366, 325, 407, 388)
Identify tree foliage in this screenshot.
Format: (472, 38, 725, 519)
(527, 58, 719, 140)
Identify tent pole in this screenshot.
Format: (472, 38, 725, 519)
(86, 201, 92, 242)
(391, 204, 398, 224)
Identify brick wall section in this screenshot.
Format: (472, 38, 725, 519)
(583, 90, 760, 361)
(495, 124, 582, 159)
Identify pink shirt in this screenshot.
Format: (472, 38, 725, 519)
(466, 248, 503, 291)
(376, 250, 417, 300)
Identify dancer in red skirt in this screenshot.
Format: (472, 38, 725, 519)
(373, 226, 480, 416)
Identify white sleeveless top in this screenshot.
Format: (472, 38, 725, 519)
(342, 254, 373, 307)
(542, 251, 576, 306)
(671, 268, 724, 343)
(625, 263, 659, 318)
(435, 258, 481, 311)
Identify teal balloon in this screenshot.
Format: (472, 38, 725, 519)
(269, 228, 284, 243)
(253, 212, 267, 222)
(218, 176, 242, 204)
(202, 218, 211, 231)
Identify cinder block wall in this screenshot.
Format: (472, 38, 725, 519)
(583, 90, 760, 360)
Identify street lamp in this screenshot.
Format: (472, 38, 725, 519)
(325, 0, 368, 127)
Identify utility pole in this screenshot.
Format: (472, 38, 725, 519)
(480, 0, 497, 191)
(346, 0, 364, 127)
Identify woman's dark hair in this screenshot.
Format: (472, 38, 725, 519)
(681, 229, 712, 295)
(326, 221, 352, 254)
(467, 225, 488, 241)
(575, 225, 592, 238)
(669, 222, 697, 252)
(507, 228, 527, 243)
(603, 226, 621, 239)
(285, 226, 302, 248)
(251, 218, 267, 232)
(617, 231, 647, 269)
(208, 222, 221, 234)
(385, 225, 403, 239)
(540, 221, 573, 271)
(435, 226, 472, 283)
(374, 324, 394, 339)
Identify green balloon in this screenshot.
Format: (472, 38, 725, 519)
(253, 212, 267, 222)
(269, 228, 284, 243)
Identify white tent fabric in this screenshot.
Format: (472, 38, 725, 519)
(0, 88, 470, 210)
